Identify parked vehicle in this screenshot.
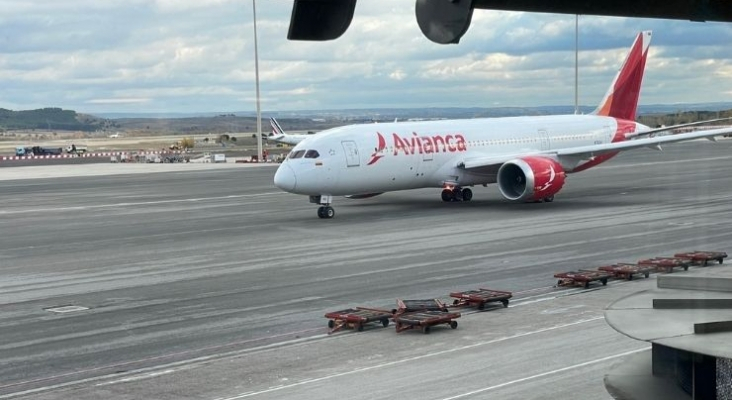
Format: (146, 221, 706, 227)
(16, 146, 63, 156)
(65, 144, 88, 154)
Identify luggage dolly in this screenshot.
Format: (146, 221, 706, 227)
(637, 257, 691, 273)
(324, 307, 392, 334)
(596, 263, 653, 280)
(449, 288, 512, 310)
(393, 299, 449, 314)
(393, 310, 461, 334)
(554, 270, 611, 288)
(673, 251, 728, 266)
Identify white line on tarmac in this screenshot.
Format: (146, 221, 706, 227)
(0, 332, 326, 399)
(212, 316, 606, 400)
(438, 347, 650, 400)
(0, 192, 284, 215)
(600, 154, 732, 169)
(95, 369, 177, 386)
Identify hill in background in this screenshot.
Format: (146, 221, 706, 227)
(0, 108, 112, 132)
(1, 105, 731, 137)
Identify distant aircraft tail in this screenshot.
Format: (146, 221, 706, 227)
(267, 118, 308, 145)
(270, 118, 285, 137)
(593, 31, 652, 121)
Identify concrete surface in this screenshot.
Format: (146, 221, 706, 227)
(0, 141, 731, 400)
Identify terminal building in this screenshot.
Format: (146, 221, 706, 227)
(604, 266, 732, 399)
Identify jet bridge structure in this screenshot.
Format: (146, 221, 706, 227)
(287, 0, 732, 45)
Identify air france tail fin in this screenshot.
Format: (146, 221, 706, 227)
(267, 118, 309, 145)
(593, 31, 652, 121)
(270, 117, 285, 136)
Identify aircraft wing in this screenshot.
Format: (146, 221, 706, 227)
(554, 126, 732, 158)
(459, 126, 732, 172)
(460, 151, 543, 170)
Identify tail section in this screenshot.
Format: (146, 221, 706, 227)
(593, 31, 652, 121)
(270, 117, 285, 136)
(267, 117, 309, 145)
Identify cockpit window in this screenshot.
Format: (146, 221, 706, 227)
(288, 150, 306, 159)
(304, 150, 320, 159)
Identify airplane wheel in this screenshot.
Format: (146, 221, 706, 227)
(544, 195, 554, 203)
(324, 206, 335, 219)
(317, 206, 326, 218)
(462, 188, 473, 202)
(441, 189, 454, 202)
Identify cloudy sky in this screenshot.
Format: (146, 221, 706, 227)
(1, 0, 731, 114)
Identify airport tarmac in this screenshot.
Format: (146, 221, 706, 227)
(1, 141, 731, 399)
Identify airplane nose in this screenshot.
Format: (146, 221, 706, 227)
(274, 163, 297, 192)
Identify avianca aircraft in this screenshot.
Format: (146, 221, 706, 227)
(267, 118, 309, 145)
(274, 31, 732, 219)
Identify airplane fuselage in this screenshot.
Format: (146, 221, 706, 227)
(275, 114, 646, 196)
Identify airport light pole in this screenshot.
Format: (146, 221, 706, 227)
(253, 0, 263, 162)
(574, 14, 579, 115)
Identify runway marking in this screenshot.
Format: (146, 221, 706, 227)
(438, 347, 650, 400)
(0, 327, 325, 398)
(0, 192, 284, 215)
(95, 369, 177, 386)
(601, 155, 732, 169)
(211, 316, 606, 400)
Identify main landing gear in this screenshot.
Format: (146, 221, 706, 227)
(310, 195, 335, 219)
(441, 187, 473, 202)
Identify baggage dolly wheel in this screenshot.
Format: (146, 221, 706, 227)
(381, 318, 389, 328)
(719, 258, 724, 265)
(450, 321, 458, 329)
(683, 266, 689, 271)
(327, 320, 335, 329)
(357, 324, 364, 332)
(644, 272, 650, 278)
(422, 325, 431, 334)
(601, 278, 608, 286)
(501, 300, 509, 308)
(477, 302, 485, 311)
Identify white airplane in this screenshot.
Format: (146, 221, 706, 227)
(274, 31, 732, 219)
(267, 118, 309, 145)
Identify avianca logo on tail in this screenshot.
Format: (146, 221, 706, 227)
(367, 132, 468, 165)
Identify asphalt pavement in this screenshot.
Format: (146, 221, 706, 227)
(1, 140, 731, 399)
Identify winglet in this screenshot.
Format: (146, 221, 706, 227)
(593, 31, 652, 121)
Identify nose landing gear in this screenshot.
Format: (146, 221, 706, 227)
(317, 206, 335, 219)
(441, 187, 473, 202)
(310, 195, 335, 219)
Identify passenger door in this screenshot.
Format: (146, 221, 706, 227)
(341, 140, 360, 167)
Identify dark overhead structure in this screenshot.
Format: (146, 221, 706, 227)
(287, 0, 732, 44)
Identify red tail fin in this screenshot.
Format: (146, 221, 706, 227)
(593, 31, 652, 121)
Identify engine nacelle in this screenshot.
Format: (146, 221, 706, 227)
(497, 157, 566, 202)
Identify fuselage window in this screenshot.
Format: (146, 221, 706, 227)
(289, 150, 306, 159)
(304, 150, 320, 159)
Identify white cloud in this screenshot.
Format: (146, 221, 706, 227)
(389, 69, 407, 80)
(87, 98, 151, 104)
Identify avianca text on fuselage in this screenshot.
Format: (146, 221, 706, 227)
(370, 132, 468, 164)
